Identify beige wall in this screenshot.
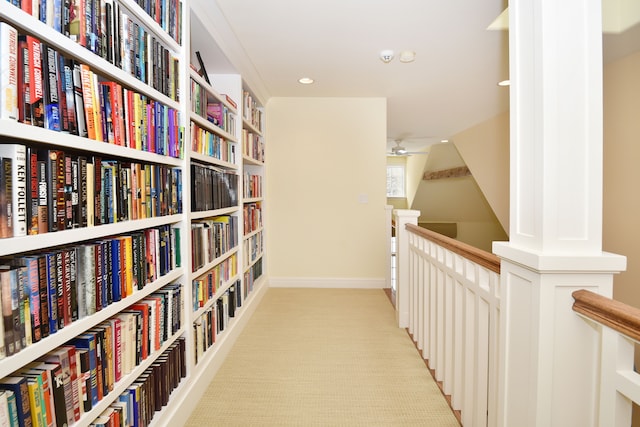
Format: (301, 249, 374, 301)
(265, 97, 387, 282)
(453, 112, 510, 233)
(603, 51, 640, 307)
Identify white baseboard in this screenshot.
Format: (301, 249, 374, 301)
(268, 277, 386, 289)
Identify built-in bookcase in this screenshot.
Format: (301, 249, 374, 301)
(0, 0, 189, 423)
(241, 87, 265, 298)
(0, 0, 268, 424)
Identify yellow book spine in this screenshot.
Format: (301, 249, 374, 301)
(123, 236, 133, 296)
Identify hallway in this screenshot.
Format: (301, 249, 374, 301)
(185, 288, 459, 426)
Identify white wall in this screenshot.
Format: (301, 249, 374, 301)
(265, 97, 388, 287)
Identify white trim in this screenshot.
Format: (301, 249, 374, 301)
(269, 277, 386, 289)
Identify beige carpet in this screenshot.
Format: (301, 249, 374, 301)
(185, 288, 460, 426)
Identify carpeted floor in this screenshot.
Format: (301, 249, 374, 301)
(184, 288, 460, 426)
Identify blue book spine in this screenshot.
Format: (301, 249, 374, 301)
(45, 252, 58, 334)
(68, 334, 98, 406)
(101, 241, 109, 309)
(111, 239, 121, 302)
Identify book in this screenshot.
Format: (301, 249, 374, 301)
(68, 333, 98, 408)
(76, 349, 91, 413)
(26, 36, 44, 128)
(76, 243, 96, 318)
(0, 377, 32, 427)
(28, 362, 66, 427)
(79, 64, 96, 140)
(0, 144, 27, 238)
(0, 269, 16, 357)
(0, 158, 13, 238)
(44, 252, 57, 335)
(36, 158, 48, 234)
(72, 60, 88, 138)
(40, 44, 61, 132)
(27, 147, 39, 235)
(17, 36, 31, 125)
(21, 371, 46, 427)
(0, 23, 18, 121)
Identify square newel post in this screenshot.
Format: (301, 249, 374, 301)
(393, 209, 420, 328)
(494, 0, 627, 426)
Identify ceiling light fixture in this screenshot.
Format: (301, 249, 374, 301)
(298, 77, 314, 84)
(379, 50, 394, 63)
(399, 51, 416, 63)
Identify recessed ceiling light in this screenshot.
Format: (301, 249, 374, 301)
(298, 77, 314, 84)
(399, 51, 416, 63)
(498, 79, 510, 86)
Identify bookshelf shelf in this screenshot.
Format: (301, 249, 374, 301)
(190, 151, 237, 170)
(0, 120, 184, 165)
(242, 155, 264, 166)
(243, 196, 263, 204)
(242, 118, 262, 137)
(0, 215, 183, 257)
(189, 112, 237, 142)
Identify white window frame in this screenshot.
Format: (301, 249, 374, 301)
(387, 165, 406, 198)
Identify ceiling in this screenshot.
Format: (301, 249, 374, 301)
(190, 0, 640, 154)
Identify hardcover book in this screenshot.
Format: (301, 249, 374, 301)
(0, 23, 18, 121)
(0, 376, 32, 427)
(0, 144, 27, 237)
(40, 44, 61, 131)
(0, 158, 13, 238)
(27, 36, 44, 128)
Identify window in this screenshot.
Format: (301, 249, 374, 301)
(387, 165, 405, 197)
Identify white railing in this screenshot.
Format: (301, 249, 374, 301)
(393, 210, 639, 427)
(572, 289, 640, 427)
(394, 209, 501, 427)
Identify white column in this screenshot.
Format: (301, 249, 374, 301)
(393, 209, 420, 328)
(493, 0, 627, 426)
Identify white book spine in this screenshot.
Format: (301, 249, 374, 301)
(0, 23, 18, 121)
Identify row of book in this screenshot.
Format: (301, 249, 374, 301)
(243, 202, 262, 236)
(243, 172, 262, 199)
(0, 224, 181, 359)
(243, 257, 262, 298)
(0, 26, 183, 158)
(0, 327, 184, 427)
(243, 231, 262, 269)
(0, 143, 182, 238)
(92, 337, 186, 427)
(190, 79, 236, 136)
(191, 253, 236, 312)
(242, 129, 264, 163)
(190, 121, 236, 164)
(190, 163, 238, 213)
(193, 281, 239, 365)
(242, 90, 263, 133)
(131, 0, 183, 44)
(190, 215, 238, 273)
(6, 0, 182, 90)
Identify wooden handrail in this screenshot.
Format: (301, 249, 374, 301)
(405, 223, 501, 273)
(572, 289, 640, 342)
